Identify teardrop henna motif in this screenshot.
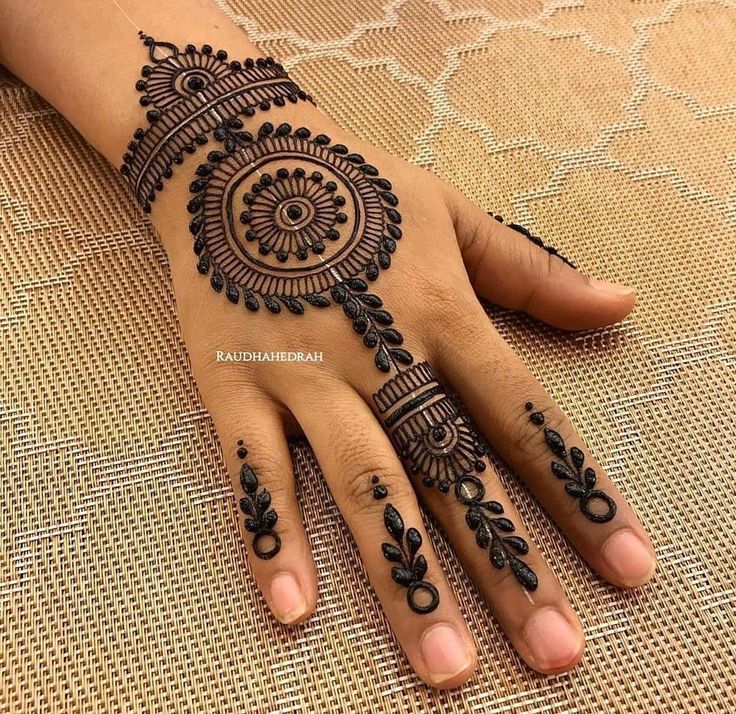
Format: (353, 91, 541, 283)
(524, 403, 617, 523)
(487, 213, 576, 269)
(236, 440, 281, 559)
(372, 476, 439, 614)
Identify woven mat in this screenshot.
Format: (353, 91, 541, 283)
(2, 1, 736, 711)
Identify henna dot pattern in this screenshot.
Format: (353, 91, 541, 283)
(236, 441, 281, 559)
(524, 403, 617, 523)
(372, 477, 439, 614)
(121, 34, 312, 211)
(374, 363, 538, 591)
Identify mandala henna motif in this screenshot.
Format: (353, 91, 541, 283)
(120, 34, 312, 211)
(187, 120, 408, 370)
(236, 440, 281, 560)
(372, 476, 439, 614)
(123, 35, 537, 593)
(524, 403, 617, 523)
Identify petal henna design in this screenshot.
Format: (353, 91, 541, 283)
(524, 403, 617, 524)
(372, 475, 439, 614)
(236, 440, 281, 559)
(374, 364, 538, 592)
(487, 212, 576, 269)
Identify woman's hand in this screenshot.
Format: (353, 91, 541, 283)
(160, 100, 655, 688)
(0, 0, 656, 690)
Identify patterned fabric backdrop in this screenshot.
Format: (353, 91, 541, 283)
(1, 1, 735, 711)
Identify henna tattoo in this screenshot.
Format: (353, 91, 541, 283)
(187, 120, 408, 370)
(122, 38, 534, 594)
(524, 403, 617, 523)
(488, 213, 576, 269)
(121, 34, 312, 210)
(372, 475, 439, 614)
(374, 363, 538, 591)
(123, 37, 408, 372)
(236, 440, 281, 559)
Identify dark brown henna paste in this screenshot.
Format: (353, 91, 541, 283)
(236, 440, 281, 559)
(372, 475, 439, 614)
(488, 213, 576, 269)
(187, 120, 408, 371)
(122, 39, 534, 592)
(374, 364, 538, 591)
(524, 403, 617, 523)
(121, 34, 312, 210)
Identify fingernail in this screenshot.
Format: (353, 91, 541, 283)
(602, 529, 657, 586)
(523, 608, 583, 671)
(589, 278, 636, 297)
(270, 572, 307, 624)
(421, 624, 473, 685)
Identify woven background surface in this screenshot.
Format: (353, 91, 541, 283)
(2, 0, 736, 711)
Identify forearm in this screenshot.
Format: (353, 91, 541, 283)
(0, 0, 267, 163)
(0, 0, 332, 278)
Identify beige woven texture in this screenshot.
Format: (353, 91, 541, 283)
(2, 0, 736, 711)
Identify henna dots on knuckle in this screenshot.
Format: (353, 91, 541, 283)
(524, 403, 617, 524)
(371, 475, 439, 615)
(236, 440, 281, 560)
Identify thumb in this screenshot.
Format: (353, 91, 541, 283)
(447, 189, 636, 331)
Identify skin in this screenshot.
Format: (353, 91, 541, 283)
(0, 0, 657, 689)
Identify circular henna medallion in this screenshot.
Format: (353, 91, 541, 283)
(142, 42, 232, 109)
(188, 124, 401, 303)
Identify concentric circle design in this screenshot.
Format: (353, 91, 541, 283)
(143, 46, 232, 110)
(195, 132, 389, 298)
(244, 170, 341, 261)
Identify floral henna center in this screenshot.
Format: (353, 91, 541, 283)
(524, 403, 617, 523)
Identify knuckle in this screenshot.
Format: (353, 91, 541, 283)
(507, 404, 556, 467)
(232, 449, 291, 496)
(337, 457, 404, 517)
(418, 277, 457, 314)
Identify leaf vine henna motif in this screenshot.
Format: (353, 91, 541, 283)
(120, 34, 313, 210)
(372, 476, 439, 614)
(487, 213, 576, 269)
(374, 364, 538, 591)
(236, 440, 281, 559)
(524, 403, 617, 524)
